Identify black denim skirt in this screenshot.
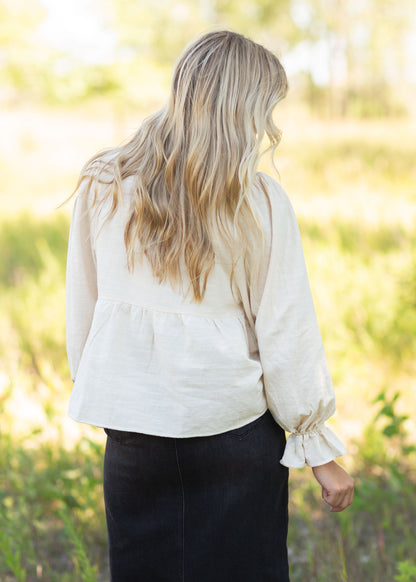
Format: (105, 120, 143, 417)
(103, 409, 289, 582)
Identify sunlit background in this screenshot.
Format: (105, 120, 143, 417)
(1, 1, 415, 580)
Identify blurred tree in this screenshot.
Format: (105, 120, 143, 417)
(293, 0, 415, 116)
(0, 0, 414, 115)
(106, 0, 301, 110)
(108, 0, 206, 66)
(206, 0, 300, 48)
(0, 0, 47, 103)
(0, 0, 122, 105)
(108, 0, 416, 116)
(111, 0, 303, 58)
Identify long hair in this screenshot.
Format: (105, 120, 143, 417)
(69, 30, 288, 302)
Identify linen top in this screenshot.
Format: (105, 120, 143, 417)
(66, 170, 346, 468)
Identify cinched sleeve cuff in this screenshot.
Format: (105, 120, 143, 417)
(280, 423, 347, 469)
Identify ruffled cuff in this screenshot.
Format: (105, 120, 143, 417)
(280, 424, 347, 468)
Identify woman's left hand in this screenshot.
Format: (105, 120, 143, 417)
(311, 460, 354, 512)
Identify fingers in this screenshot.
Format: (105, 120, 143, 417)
(323, 478, 354, 512)
(312, 461, 355, 512)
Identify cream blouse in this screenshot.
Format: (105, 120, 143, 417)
(66, 171, 346, 468)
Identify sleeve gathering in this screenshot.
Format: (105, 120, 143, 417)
(65, 180, 98, 382)
(253, 175, 346, 468)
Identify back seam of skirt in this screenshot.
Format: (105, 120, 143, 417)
(174, 439, 186, 582)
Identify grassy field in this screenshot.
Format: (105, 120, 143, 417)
(1, 105, 415, 581)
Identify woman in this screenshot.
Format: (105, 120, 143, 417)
(65, 30, 354, 582)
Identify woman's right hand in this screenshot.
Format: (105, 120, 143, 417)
(312, 460, 354, 512)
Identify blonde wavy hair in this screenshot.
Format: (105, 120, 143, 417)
(69, 30, 288, 302)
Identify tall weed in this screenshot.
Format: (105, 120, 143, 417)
(59, 509, 98, 582)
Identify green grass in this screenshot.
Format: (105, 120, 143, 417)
(1, 109, 415, 581)
(0, 427, 107, 581)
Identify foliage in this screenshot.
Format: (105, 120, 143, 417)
(395, 561, 416, 582)
(0, 118, 415, 580)
(288, 388, 416, 581)
(0, 526, 26, 582)
(0, 427, 106, 581)
(0, 211, 68, 287)
(0, 212, 69, 392)
(0, 0, 415, 115)
(59, 509, 98, 582)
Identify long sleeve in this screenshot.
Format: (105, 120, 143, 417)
(253, 176, 346, 468)
(66, 180, 98, 382)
